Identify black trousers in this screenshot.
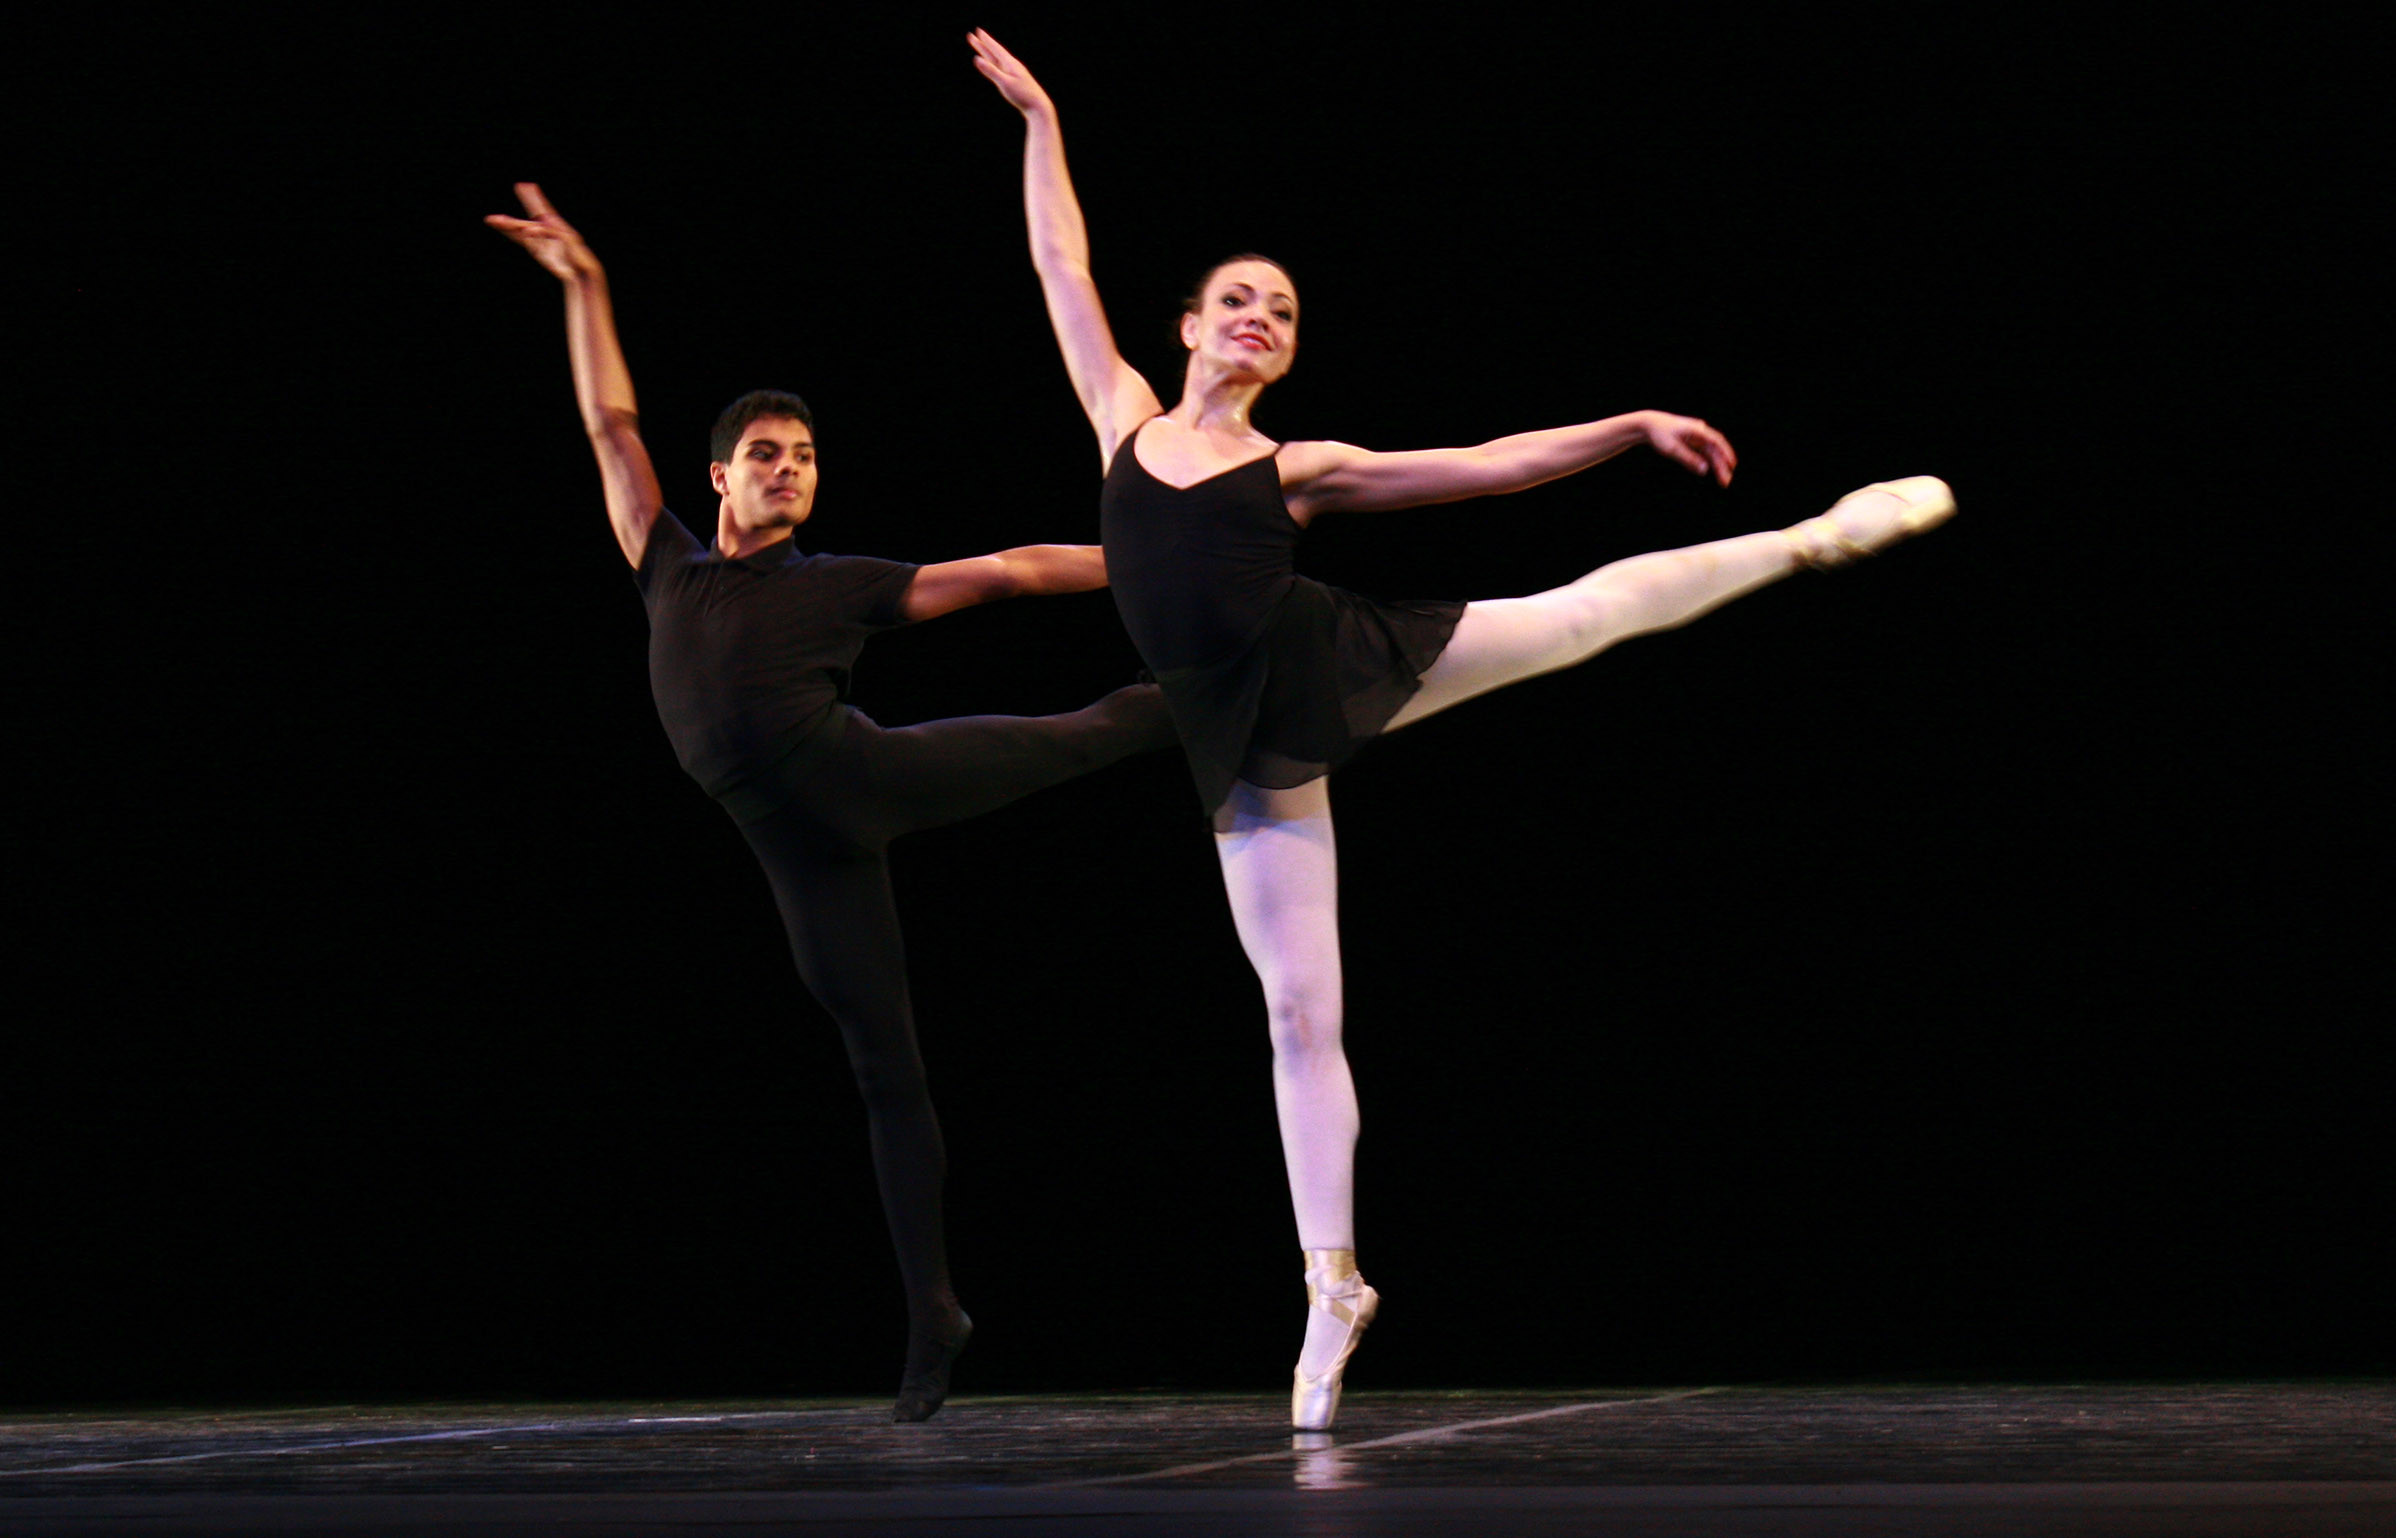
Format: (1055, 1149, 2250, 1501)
(728, 685, 1170, 1317)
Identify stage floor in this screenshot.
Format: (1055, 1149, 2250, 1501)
(3, 1382, 2391, 1535)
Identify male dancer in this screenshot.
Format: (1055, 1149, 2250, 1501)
(489, 184, 1169, 1421)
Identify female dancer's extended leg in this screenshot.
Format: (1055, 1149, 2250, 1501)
(1387, 530, 1794, 728)
(1388, 481, 1946, 729)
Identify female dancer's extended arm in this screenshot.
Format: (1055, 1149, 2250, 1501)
(1281, 412, 1738, 523)
(486, 183, 665, 569)
(970, 29, 1162, 467)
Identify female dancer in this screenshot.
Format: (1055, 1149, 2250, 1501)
(969, 32, 1954, 1429)
(489, 183, 1172, 1421)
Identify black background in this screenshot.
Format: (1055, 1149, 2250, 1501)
(10, 8, 2381, 1406)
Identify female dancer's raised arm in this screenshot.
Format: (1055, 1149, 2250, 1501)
(970, 28, 1161, 467)
(971, 32, 1732, 524)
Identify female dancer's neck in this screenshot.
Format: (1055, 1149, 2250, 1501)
(1173, 361, 1267, 436)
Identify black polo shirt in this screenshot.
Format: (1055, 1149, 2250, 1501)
(636, 510, 918, 797)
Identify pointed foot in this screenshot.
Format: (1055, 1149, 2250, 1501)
(891, 1309, 973, 1424)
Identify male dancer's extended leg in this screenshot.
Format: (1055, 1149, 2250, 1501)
(850, 682, 1175, 843)
(735, 810, 967, 1421)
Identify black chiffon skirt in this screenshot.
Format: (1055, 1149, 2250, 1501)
(1153, 577, 1462, 815)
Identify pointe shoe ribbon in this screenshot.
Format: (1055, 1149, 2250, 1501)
(1783, 475, 1956, 569)
(1293, 1248, 1381, 1432)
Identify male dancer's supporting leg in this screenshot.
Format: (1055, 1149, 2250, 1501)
(733, 684, 1170, 1422)
(737, 815, 969, 1422)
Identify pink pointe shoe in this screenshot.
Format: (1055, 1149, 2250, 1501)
(1292, 1249, 1380, 1432)
(1782, 476, 1957, 569)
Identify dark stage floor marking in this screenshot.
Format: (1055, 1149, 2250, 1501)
(2, 1383, 2390, 1535)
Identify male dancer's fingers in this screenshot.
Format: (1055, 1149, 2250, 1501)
(970, 28, 1027, 81)
(516, 181, 557, 218)
(485, 215, 551, 248)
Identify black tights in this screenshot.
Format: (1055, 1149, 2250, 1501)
(731, 685, 1170, 1326)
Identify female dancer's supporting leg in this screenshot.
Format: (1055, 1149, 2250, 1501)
(1218, 482, 1946, 1428)
(1210, 774, 1375, 1431)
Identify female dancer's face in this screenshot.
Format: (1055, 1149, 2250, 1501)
(1181, 260, 1298, 383)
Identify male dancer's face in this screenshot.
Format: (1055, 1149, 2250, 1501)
(711, 416, 819, 535)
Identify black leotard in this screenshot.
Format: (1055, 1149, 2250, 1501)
(636, 509, 1171, 1378)
(1100, 421, 1462, 813)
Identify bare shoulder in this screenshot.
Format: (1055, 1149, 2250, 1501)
(1277, 439, 1370, 522)
(1277, 439, 1362, 482)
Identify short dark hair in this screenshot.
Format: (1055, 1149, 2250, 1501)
(1180, 253, 1297, 328)
(710, 390, 816, 464)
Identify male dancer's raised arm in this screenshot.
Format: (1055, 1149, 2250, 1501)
(491, 181, 1105, 620)
(486, 183, 663, 569)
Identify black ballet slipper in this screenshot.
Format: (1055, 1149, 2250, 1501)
(891, 1310, 973, 1424)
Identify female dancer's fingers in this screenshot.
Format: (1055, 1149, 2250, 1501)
(1699, 430, 1734, 485)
